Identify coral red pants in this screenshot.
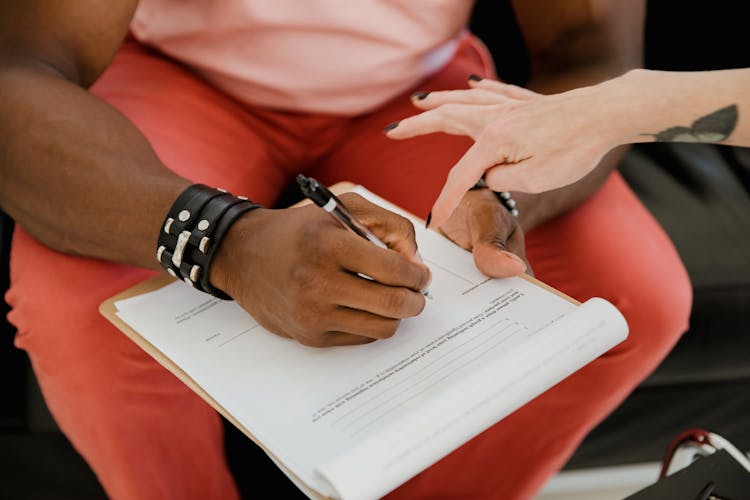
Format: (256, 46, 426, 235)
(7, 37, 692, 499)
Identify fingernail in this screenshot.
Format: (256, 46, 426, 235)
(468, 74, 483, 82)
(411, 91, 430, 100)
(502, 251, 527, 270)
(425, 211, 432, 228)
(419, 258, 433, 288)
(383, 121, 400, 132)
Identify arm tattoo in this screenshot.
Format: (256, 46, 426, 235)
(645, 104, 738, 142)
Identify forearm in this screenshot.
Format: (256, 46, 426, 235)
(515, 68, 750, 229)
(0, 59, 190, 269)
(606, 68, 749, 147)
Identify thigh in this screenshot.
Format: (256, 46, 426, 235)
(4, 40, 298, 499)
(526, 171, 693, 366)
(387, 173, 693, 499)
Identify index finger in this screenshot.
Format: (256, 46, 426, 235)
(338, 192, 420, 262)
(430, 140, 500, 228)
(335, 233, 432, 294)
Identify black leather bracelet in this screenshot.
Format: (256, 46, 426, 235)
(159, 184, 224, 238)
(470, 178, 519, 218)
(157, 184, 263, 299)
(186, 193, 240, 249)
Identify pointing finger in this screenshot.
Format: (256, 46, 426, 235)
(429, 139, 502, 227)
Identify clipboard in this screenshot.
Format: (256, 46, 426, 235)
(100, 273, 325, 497)
(99, 181, 579, 498)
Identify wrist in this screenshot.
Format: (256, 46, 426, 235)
(208, 207, 271, 298)
(470, 178, 519, 218)
(568, 74, 635, 150)
(598, 68, 676, 146)
(156, 184, 263, 299)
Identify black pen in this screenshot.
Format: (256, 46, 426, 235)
(296, 174, 433, 300)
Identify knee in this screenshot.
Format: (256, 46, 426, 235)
(607, 263, 693, 370)
(7, 230, 154, 353)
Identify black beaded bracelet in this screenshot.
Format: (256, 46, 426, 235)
(470, 178, 519, 218)
(157, 184, 263, 299)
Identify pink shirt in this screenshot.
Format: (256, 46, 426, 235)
(131, 1, 474, 114)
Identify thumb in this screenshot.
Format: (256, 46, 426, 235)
(467, 204, 527, 278)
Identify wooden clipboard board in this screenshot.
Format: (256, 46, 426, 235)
(98, 181, 578, 498)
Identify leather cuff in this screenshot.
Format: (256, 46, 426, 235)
(157, 184, 263, 299)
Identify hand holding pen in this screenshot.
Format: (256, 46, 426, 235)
(208, 180, 431, 347)
(296, 174, 433, 300)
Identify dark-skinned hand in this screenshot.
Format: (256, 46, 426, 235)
(435, 187, 531, 278)
(209, 192, 432, 348)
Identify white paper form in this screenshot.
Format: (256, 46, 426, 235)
(348, 186, 491, 298)
(317, 297, 626, 500)
(114, 188, 629, 500)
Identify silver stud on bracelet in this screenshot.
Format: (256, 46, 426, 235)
(164, 218, 174, 235)
(189, 265, 201, 282)
(197, 219, 210, 231)
(171, 230, 191, 267)
(178, 210, 191, 222)
(199, 236, 210, 254)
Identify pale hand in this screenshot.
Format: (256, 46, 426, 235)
(387, 78, 618, 227)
